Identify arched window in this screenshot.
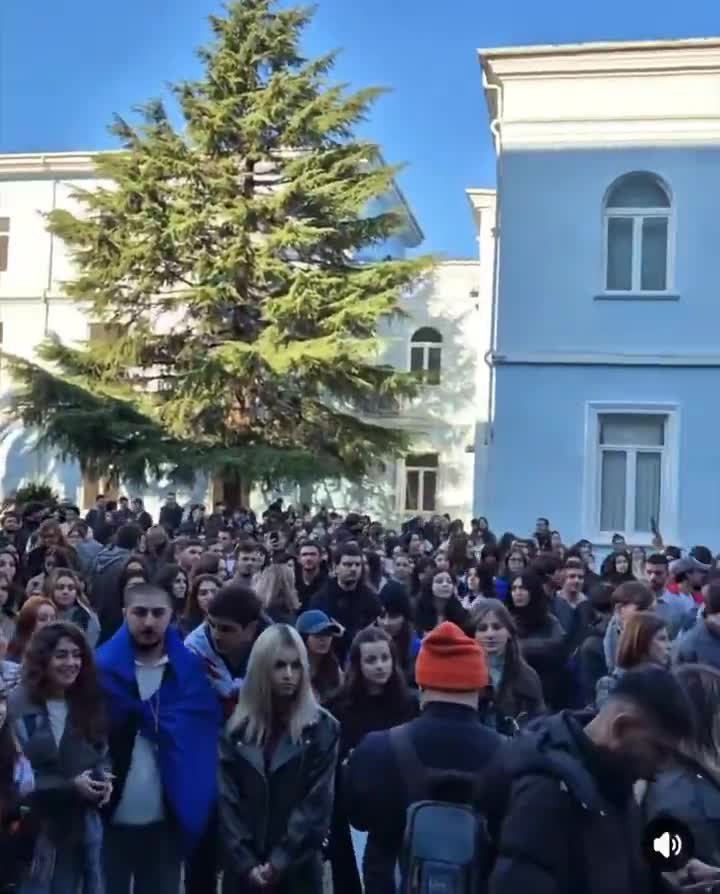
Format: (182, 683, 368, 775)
(604, 173, 672, 294)
(410, 327, 442, 385)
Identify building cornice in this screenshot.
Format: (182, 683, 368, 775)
(0, 151, 114, 177)
(437, 259, 482, 267)
(466, 188, 497, 238)
(0, 150, 425, 246)
(480, 38, 720, 77)
(479, 37, 720, 150)
(492, 351, 720, 367)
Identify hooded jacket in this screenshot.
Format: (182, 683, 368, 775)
(89, 545, 132, 613)
(485, 711, 663, 894)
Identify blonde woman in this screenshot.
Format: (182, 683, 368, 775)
(254, 563, 300, 625)
(219, 624, 339, 894)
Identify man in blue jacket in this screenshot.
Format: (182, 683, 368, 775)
(676, 579, 720, 668)
(96, 583, 221, 894)
(344, 621, 501, 893)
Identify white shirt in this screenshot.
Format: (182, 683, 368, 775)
(46, 699, 68, 748)
(112, 657, 167, 826)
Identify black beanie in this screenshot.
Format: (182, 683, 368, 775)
(379, 581, 412, 619)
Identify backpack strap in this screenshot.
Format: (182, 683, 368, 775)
(389, 724, 431, 804)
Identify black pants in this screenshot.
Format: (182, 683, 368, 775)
(103, 822, 181, 894)
(185, 810, 218, 894)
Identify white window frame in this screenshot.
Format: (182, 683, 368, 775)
(408, 327, 442, 386)
(602, 175, 674, 296)
(399, 453, 439, 515)
(582, 403, 679, 545)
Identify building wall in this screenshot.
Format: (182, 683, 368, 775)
(264, 257, 492, 525)
(487, 363, 720, 548)
(480, 39, 720, 548)
(0, 155, 489, 524)
(495, 146, 720, 356)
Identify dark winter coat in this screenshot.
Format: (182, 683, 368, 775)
(9, 685, 109, 849)
(218, 708, 339, 894)
(311, 579, 382, 665)
(516, 614, 568, 709)
(415, 594, 469, 636)
(345, 702, 502, 894)
(296, 569, 328, 613)
(643, 755, 720, 866)
(329, 688, 419, 759)
(481, 659, 545, 734)
(159, 504, 183, 534)
(327, 688, 418, 894)
(551, 595, 597, 655)
(577, 612, 611, 706)
(484, 710, 664, 894)
(131, 510, 153, 532)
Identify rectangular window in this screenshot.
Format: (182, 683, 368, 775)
(409, 334, 442, 386)
(640, 217, 669, 292)
(606, 217, 633, 291)
(404, 453, 438, 513)
(605, 214, 669, 293)
(88, 323, 122, 344)
(426, 347, 442, 386)
(597, 413, 666, 536)
(0, 218, 9, 273)
(410, 346, 425, 374)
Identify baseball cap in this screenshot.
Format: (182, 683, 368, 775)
(296, 610, 344, 637)
(670, 557, 710, 577)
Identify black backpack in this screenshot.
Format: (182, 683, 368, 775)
(390, 726, 493, 894)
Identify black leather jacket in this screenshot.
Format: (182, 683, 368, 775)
(219, 707, 339, 890)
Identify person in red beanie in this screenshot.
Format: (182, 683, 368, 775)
(344, 622, 502, 894)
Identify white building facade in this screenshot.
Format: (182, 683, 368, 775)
(0, 152, 496, 525)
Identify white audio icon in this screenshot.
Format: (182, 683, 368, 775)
(653, 831, 683, 859)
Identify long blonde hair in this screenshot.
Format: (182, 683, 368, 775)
(230, 624, 319, 745)
(255, 564, 299, 616)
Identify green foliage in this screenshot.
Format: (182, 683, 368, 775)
(2, 0, 432, 487)
(11, 482, 59, 510)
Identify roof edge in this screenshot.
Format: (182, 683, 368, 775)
(477, 36, 720, 61)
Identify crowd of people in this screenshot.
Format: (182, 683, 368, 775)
(0, 494, 719, 893)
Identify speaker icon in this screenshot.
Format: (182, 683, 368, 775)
(643, 817, 693, 871)
(653, 831, 683, 860)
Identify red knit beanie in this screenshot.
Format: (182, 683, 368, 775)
(416, 621, 489, 691)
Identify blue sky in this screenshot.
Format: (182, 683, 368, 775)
(1, 0, 717, 257)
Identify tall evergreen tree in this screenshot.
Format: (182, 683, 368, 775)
(4, 0, 430, 489)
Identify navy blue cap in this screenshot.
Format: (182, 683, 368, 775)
(296, 610, 343, 637)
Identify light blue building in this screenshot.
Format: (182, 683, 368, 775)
(478, 38, 720, 549)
